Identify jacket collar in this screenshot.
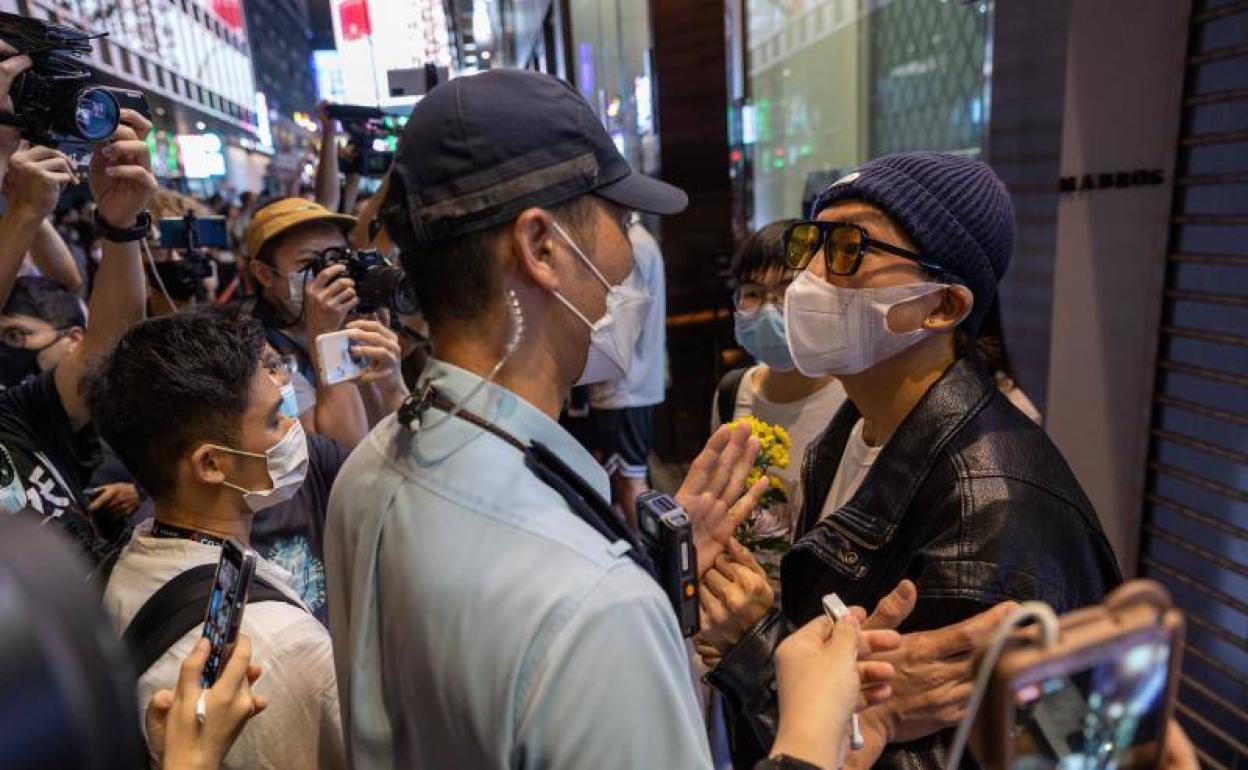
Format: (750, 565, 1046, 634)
(798, 357, 998, 543)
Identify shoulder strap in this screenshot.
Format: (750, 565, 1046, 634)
(122, 564, 303, 677)
(716, 367, 749, 426)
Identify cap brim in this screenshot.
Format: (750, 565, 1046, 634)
(595, 172, 688, 216)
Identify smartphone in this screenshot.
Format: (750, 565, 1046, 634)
(315, 330, 366, 386)
(970, 581, 1184, 770)
(159, 216, 229, 250)
(200, 539, 257, 688)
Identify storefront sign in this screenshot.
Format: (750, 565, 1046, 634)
(1058, 169, 1164, 193)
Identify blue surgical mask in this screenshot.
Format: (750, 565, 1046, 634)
(278, 382, 300, 419)
(734, 303, 796, 372)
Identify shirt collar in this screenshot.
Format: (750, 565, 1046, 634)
(418, 358, 611, 502)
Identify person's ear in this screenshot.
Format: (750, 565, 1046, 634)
(62, 326, 85, 352)
(188, 445, 228, 486)
(925, 284, 974, 331)
(512, 207, 560, 292)
(249, 258, 275, 289)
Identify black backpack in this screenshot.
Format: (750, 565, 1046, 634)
(122, 564, 303, 676)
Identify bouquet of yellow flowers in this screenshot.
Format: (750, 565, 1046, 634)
(727, 415, 793, 578)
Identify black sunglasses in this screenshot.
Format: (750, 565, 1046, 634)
(782, 220, 949, 278)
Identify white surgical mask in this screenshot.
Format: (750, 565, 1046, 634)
(549, 220, 652, 386)
(285, 270, 308, 314)
(210, 420, 309, 512)
(784, 271, 962, 376)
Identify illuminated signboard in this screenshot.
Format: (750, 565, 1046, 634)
(177, 133, 227, 178)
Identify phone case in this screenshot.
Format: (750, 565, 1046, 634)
(969, 580, 1185, 770)
(201, 540, 257, 687)
(316, 330, 364, 386)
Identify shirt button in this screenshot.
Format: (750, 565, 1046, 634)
(840, 550, 859, 565)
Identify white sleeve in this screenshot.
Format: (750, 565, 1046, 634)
(514, 566, 712, 770)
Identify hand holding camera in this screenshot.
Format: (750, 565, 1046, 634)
(303, 263, 359, 341)
(88, 109, 156, 230)
(4, 144, 74, 219)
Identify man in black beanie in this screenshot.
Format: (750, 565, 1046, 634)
(697, 152, 1123, 770)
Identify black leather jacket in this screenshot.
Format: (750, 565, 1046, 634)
(707, 358, 1122, 770)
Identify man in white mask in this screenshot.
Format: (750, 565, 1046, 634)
(699, 152, 1124, 770)
(326, 70, 904, 770)
(90, 308, 346, 770)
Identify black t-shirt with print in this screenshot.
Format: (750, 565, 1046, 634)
(0, 370, 105, 563)
(249, 431, 350, 625)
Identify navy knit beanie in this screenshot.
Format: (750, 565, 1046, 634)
(812, 152, 1015, 334)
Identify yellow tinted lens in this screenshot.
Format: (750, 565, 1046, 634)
(786, 224, 821, 269)
(828, 226, 863, 275)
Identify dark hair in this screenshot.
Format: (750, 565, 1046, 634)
(2, 276, 85, 328)
(730, 219, 797, 286)
(86, 307, 265, 501)
(396, 195, 597, 329)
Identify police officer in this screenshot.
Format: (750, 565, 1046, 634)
(323, 70, 898, 770)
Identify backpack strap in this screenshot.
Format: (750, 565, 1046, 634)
(122, 564, 303, 677)
(716, 367, 749, 426)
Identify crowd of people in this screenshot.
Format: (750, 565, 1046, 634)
(0, 49, 1202, 770)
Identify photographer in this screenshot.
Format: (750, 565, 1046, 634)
(0, 96, 157, 564)
(325, 70, 898, 770)
(243, 198, 408, 447)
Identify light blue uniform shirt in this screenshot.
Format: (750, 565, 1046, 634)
(325, 359, 711, 769)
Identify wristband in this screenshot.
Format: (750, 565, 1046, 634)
(94, 209, 151, 243)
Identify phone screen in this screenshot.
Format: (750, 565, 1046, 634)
(201, 542, 253, 687)
(1010, 633, 1171, 770)
(159, 217, 229, 250)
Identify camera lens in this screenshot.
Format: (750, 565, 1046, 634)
(71, 86, 120, 142)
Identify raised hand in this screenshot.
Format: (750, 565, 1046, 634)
(676, 421, 768, 577)
(344, 318, 402, 386)
(89, 109, 157, 229)
(303, 263, 358, 340)
(4, 145, 74, 219)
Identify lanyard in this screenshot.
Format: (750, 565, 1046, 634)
(151, 519, 227, 548)
(398, 387, 656, 577)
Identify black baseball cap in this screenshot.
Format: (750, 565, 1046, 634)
(382, 69, 688, 254)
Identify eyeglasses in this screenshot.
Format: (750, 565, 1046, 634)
(0, 326, 68, 348)
(782, 220, 948, 278)
(733, 280, 793, 313)
(263, 355, 298, 386)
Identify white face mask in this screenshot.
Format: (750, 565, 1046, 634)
(210, 420, 309, 512)
(549, 220, 652, 386)
(784, 271, 963, 376)
(285, 270, 309, 315)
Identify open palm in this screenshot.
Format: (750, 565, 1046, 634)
(676, 421, 769, 577)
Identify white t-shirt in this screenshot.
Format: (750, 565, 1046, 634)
(713, 365, 847, 537)
(819, 418, 884, 521)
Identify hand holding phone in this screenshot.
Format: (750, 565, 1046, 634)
(201, 539, 257, 688)
(315, 329, 367, 386)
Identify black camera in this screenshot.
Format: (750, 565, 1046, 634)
(326, 104, 397, 178)
(636, 491, 700, 637)
(0, 12, 121, 147)
(309, 247, 418, 316)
